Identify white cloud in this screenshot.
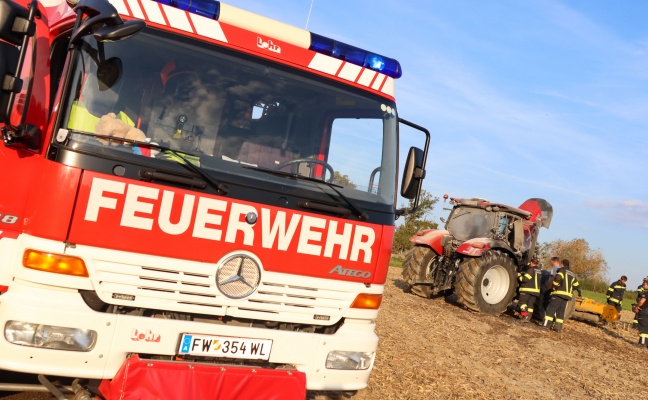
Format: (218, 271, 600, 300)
(585, 199, 648, 229)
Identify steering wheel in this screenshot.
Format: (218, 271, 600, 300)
(275, 158, 335, 183)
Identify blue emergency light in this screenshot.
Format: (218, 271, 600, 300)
(152, 0, 402, 78)
(309, 33, 401, 78)
(154, 0, 220, 19)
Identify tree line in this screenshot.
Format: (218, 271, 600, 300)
(392, 191, 613, 293)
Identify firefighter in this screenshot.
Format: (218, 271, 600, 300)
(67, 71, 136, 133)
(541, 259, 581, 333)
(517, 257, 541, 322)
(606, 275, 627, 313)
(635, 280, 648, 347)
(633, 276, 648, 329)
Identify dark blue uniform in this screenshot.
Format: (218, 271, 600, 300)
(542, 267, 580, 333)
(633, 284, 645, 329)
(637, 289, 648, 347)
(606, 279, 626, 313)
(518, 265, 541, 321)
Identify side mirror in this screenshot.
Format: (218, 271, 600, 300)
(0, 41, 19, 123)
(1, 0, 40, 148)
(94, 19, 145, 42)
(396, 118, 429, 217)
(401, 146, 425, 199)
(0, 0, 31, 46)
(395, 117, 430, 218)
(0, 0, 24, 120)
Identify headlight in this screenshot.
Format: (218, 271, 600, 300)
(326, 350, 374, 370)
(5, 321, 97, 352)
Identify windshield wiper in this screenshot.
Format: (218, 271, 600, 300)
(318, 179, 369, 221)
(69, 131, 228, 195)
(243, 165, 368, 221)
(242, 165, 333, 185)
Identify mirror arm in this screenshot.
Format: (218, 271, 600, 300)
(398, 117, 430, 178)
(397, 117, 430, 215)
(69, 0, 122, 45)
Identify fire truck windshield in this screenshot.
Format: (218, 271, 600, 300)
(57, 28, 397, 207)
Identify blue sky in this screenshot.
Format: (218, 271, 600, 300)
(224, 0, 648, 287)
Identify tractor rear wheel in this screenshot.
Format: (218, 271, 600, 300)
(454, 250, 517, 314)
(401, 246, 435, 298)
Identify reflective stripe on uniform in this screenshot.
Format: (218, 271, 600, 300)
(68, 101, 135, 132)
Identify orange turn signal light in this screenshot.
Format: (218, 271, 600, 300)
(22, 249, 88, 277)
(350, 293, 383, 310)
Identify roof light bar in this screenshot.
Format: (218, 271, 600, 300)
(152, 0, 402, 78)
(309, 33, 402, 78)
(154, 0, 220, 19)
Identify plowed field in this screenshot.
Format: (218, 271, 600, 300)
(346, 266, 642, 400)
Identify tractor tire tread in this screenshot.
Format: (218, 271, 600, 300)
(401, 246, 434, 298)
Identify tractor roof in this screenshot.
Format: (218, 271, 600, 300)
(451, 198, 532, 219)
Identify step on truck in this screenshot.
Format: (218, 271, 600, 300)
(0, 0, 430, 398)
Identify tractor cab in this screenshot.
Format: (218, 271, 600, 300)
(443, 197, 552, 264)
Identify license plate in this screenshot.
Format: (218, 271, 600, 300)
(178, 333, 273, 360)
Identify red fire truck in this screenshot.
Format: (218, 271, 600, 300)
(0, 0, 429, 398)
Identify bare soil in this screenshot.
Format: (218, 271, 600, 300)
(348, 266, 644, 400)
(3, 265, 643, 400)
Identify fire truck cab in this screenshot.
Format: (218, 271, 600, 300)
(0, 0, 429, 398)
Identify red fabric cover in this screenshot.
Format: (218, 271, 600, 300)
(99, 355, 306, 400)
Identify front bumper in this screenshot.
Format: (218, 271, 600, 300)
(0, 281, 378, 391)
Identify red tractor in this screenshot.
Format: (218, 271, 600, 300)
(402, 196, 552, 314)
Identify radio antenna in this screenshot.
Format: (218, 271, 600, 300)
(305, 0, 314, 29)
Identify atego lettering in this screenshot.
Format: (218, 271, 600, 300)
(328, 265, 372, 278)
(83, 177, 376, 263)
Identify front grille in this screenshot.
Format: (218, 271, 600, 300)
(89, 259, 355, 326)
